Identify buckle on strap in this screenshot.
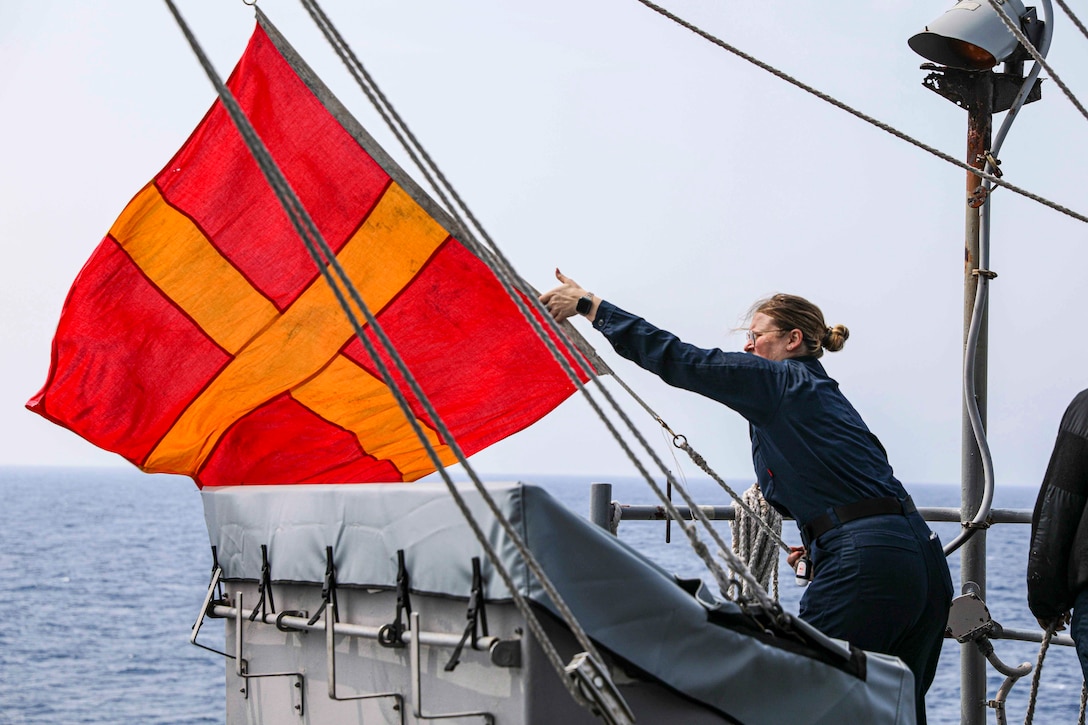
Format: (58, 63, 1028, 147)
(802, 495, 915, 544)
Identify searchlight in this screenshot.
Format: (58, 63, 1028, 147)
(908, 0, 1041, 70)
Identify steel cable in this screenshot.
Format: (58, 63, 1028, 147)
(633, 0, 1088, 225)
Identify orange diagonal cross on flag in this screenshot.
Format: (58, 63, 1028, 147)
(111, 181, 460, 479)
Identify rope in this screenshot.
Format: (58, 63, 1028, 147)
(632, 0, 1088, 225)
(296, 0, 479, 255)
(731, 483, 782, 601)
(1023, 626, 1088, 725)
(1024, 625, 1055, 724)
(295, 0, 787, 618)
(608, 501, 623, 535)
(1056, 0, 1088, 42)
(983, 0, 1088, 125)
(609, 374, 791, 554)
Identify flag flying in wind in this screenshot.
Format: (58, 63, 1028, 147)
(27, 18, 591, 487)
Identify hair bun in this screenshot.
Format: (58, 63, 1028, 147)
(823, 324, 850, 352)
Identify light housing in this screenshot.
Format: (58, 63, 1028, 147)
(908, 0, 1031, 70)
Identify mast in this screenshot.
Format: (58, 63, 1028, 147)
(915, 62, 1040, 725)
(960, 72, 992, 725)
(908, 3, 1047, 720)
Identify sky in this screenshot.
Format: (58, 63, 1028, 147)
(2, 0, 1086, 490)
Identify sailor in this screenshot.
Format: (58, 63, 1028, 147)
(541, 269, 953, 725)
(1027, 388, 1088, 680)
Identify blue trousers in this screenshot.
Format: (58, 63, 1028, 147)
(800, 512, 953, 725)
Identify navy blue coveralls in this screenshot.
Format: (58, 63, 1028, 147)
(593, 301, 952, 723)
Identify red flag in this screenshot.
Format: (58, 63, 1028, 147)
(28, 20, 590, 487)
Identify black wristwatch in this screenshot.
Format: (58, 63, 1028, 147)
(576, 294, 593, 315)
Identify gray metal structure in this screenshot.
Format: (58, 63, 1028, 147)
(196, 481, 918, 724)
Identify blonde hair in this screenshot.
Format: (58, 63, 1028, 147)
(749, 293, 849, 359)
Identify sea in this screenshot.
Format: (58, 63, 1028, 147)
(0, 465, 1082, 724)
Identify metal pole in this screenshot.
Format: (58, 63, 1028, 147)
(589, 482, 613, 531)
(960, 71, 992, 725)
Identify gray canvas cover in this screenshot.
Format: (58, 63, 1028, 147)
(203, 481, 915, 723)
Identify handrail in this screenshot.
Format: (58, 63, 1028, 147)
(602, 503, 1031, 525)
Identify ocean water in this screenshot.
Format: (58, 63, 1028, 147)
(0, 466, 1081, 724)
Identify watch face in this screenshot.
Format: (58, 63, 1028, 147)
(577, 296, 591, 314)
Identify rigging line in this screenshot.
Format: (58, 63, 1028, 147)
(609, 372, 790, 553)
(1055, 0, 1088, 42)
(294, 1, 786, 612)
(298, 0, 504, 261)
(633, 0, 1088, 226)
(297, 0, 581, 353)
(584, 379, 784, 612)
(297, 0, 476, 257)
(296, 0, 612, 378)
(1024, 623, 1057, 725)
(167, 3, 604, 702)
(984, 0, 1088, 124)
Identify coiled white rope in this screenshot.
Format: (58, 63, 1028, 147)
(731, 483, 782, 601)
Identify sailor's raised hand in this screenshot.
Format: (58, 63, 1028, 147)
(539, 268, 598, 322)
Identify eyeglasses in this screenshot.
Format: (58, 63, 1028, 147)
(745, 329, 787, 344)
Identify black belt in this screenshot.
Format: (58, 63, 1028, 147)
(801, 495, 916, 544)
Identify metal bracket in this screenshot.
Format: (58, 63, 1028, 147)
(947, 585, 1033, 725)
(947, 588, 995, 643)
(565, 652, 636, 725)
(961, 518, 993, 530)
(445, 557, 489, 672)
(379, 549, 413, 648)
(977, 636, 1032, 725)
(968, 185, 991, 208)
(307, 546, 339, 626)
(326, 596, 405, 722)
(980, 152, 1003, 178)
(248, 544, 276, 622)
(410, 611, 495, 723)
(234, 592, 306, 717)
(919, 65, 1042, 113)
(190, 565, 233, 660)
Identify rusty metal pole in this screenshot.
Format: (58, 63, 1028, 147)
(960, 71, 992, 725)
(918, 56, 1041, 725)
